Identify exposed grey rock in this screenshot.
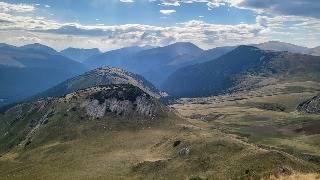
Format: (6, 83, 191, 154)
(79, 84, 160, 118)
(81, 95, 157, 118)
(135, 96, 156, 116)
(20, 110, 55, 147)
(107, 98, 132, 115)
(81, 99, 107, 118)
(179, 147, 190, 156)
(297, 96, 320, 114)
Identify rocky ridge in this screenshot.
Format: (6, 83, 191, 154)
(32, 67, 162, 101)
(78, 84, 162, 118)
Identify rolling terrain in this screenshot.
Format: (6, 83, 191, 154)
(0, 83, 319, 179)
(171, 80, 320, 177)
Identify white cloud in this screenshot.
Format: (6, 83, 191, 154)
(119, 0, 135, 3)
(157, 0, 320, 19)
(233, 0, 320, 19)
(160, 9, 176, 15)
(0, 1, 319, 50)
(0, 2, 35, 13)
(158, 0, 230, 8)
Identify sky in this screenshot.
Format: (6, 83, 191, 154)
(0, 0, 319, 51)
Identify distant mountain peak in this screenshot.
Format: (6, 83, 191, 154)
(167, 42, 202, 50)
(237, 45, 260, 51)
(253, 41, 309, 54)
(21, 43, 53, 49)
(142, 42, 204, 57)
(170, 41, 196, 46)
(63, 47, 100, 51)
(60, 47, 101, 62)
(20, 43, 59, 55)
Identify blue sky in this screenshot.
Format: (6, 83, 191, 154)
(0, 0, 319, 50)
(3, 0, 256, 25)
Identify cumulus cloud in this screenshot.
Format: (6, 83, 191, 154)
(0, 7, 267, 50)
(0, 1, 319, 50)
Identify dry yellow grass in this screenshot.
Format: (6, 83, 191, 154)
(267, 173, 320, 180)
(0, 81, 319, 179)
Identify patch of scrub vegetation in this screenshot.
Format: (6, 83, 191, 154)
(281, 85, 317, 94)
(90, 84, 149, 104)
(246, 102, 286, 112)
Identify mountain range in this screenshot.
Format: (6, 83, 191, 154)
(0, 41, 320, 179)
(0, 41, 319, 107)
(84, 41, 320, 88)
(162, 45, 320, 97)
(84, 42, 204, 87)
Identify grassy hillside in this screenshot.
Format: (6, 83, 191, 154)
(171, 81, 320, 179)
(0, 84, 319, 179)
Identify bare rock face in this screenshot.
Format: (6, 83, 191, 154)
(105, 98, 134, 115)
(135, 96, 157, 116)
(81, 100, 106, 118)
(297, 96, 320, 114)
(80, 84, 161, 118)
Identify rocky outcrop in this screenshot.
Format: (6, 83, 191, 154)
(297, 96, 320, 114)
(0, 84, 168, 154)
(80, 84, 161, 118)
(81, 99, 106, 118)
